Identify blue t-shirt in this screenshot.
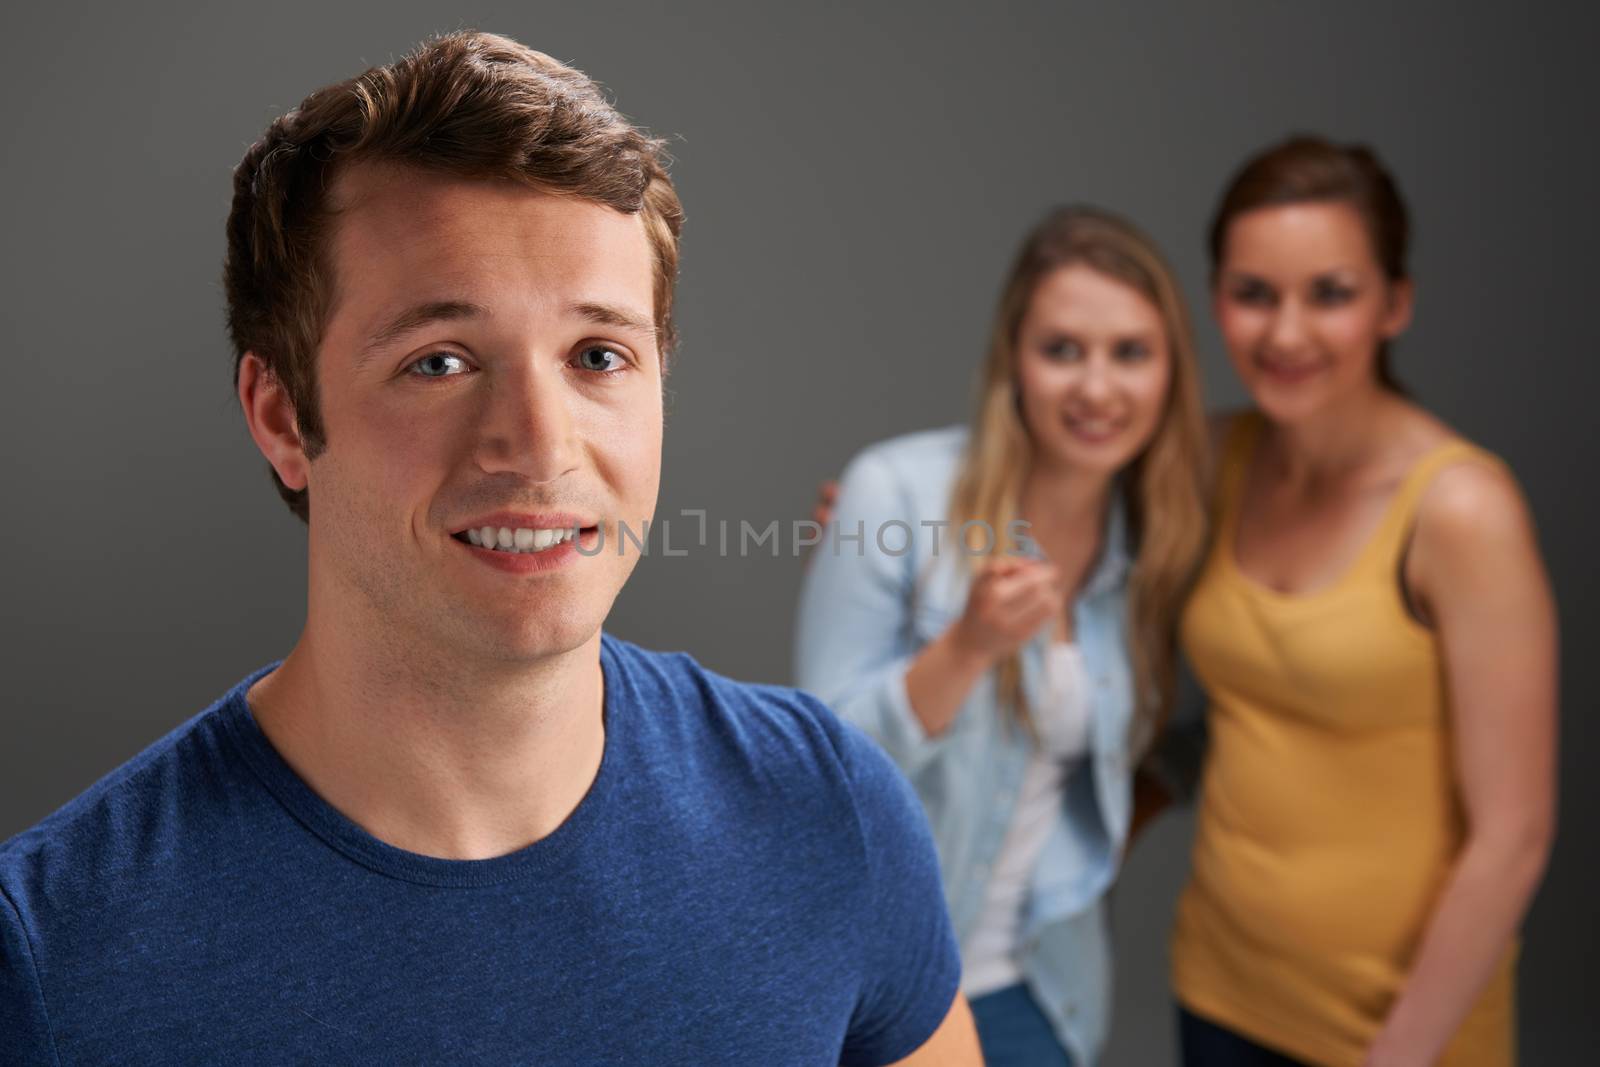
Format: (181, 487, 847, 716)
(0, 636, 960, 1065)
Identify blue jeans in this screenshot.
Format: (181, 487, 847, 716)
(1178, 1006, 1311, 1066)
(969, 984, 1072, 1067)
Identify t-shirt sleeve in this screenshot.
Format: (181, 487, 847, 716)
(0, 879, 59, 1065)
(830, 716, 962, 1066)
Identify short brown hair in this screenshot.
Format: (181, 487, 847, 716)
(224, 31, 685, 522)
(1208, 134, 1410, 391)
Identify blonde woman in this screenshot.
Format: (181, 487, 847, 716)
(795, 206, 1209, 1066)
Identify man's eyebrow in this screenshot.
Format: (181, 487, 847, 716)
(364, 300, 490, 353)
(571, 302, 659, 343)
(356, 299, 657, 367)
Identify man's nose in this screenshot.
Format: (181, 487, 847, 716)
(474, 362, 580, 483)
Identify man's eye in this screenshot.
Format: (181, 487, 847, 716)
(575, 345, 626, 373)
(409, 352, 469, 378)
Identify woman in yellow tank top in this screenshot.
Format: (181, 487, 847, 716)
(1169, 138, 1559, 1066)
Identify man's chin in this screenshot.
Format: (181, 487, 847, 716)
(495, 616, 607, 664)
(429, 599, 610, 668)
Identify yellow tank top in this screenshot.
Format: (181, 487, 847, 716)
(1171, 413, 1517, 1067)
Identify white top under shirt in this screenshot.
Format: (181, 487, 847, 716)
(961, 642, 1092, 998)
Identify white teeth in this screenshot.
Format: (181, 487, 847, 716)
(463, 526, 577, 554)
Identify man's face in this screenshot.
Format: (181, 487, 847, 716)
(305, 164, 663, 665)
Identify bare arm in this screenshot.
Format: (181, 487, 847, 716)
(879, 992, 983, 1067)
(1363, 462, 1558, 1066)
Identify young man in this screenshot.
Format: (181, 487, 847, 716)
(0, 32, 977, 1065)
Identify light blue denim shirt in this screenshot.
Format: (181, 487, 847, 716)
(794, 426, 1141, 1065)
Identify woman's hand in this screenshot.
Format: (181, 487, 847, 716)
(950, 556, 1068, 664)
(803, 479, 839, 567)
(903, 556, 1067, 738)
(1360, 1040, 1427, 1067)
(812, 479, 838, 530)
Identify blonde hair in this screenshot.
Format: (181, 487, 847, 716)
(949, 206, 1209, 745)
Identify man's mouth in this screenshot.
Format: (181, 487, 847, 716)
(451, 524, 594, 555)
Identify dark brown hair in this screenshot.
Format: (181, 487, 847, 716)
(1207, 134, 1410, 392)
(224, 31, 685, 522)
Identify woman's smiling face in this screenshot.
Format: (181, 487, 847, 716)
(1014, 263, 1173, 477)
(1213, 200, 1413, 423)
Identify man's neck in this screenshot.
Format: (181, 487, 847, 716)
(246, 620, 606, 862)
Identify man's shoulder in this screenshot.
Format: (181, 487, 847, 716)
(0, 671, 263, 923)
(603, 632, 850, 755)
(602, 634, 900, 807)
(605, 641, 963, 1063)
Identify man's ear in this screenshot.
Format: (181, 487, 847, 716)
(237, 354, 309, 492)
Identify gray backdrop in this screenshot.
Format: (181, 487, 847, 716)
(2, 2, 1594, 1062)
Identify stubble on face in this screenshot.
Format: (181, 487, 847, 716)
(301, 164, 665, 678)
